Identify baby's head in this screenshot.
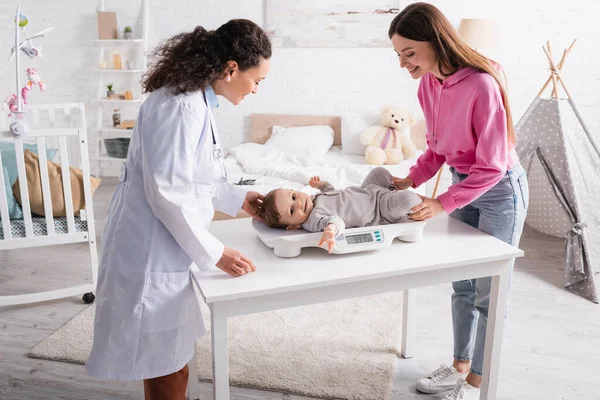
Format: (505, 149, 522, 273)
(258, 189, 314, 230)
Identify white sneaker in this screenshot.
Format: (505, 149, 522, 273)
(441, 379, 480, 400)
(416, 364, 468, 394)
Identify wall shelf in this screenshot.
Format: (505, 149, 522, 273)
(93, 39, 144, 44)
(93, 98, 143, 104)
(91, 0, 148, 177)
(91, 156, 128, 162)
(91, 127, 134, 134)
(93, 69, 143, 73)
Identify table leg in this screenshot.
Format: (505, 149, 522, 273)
(187, 342, 200, 400)
(480, 263, 511, 400)
(210, 303, 229, 400)
(401, 289, 416, 359)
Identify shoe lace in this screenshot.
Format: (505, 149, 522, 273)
(429, 365, 453, 383)
(443, 379, 469, 400)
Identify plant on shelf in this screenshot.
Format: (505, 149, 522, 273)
(106, 83, 115, 98)
(123, 26, 133, 40)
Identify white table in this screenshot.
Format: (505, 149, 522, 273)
(189, 215, 523, 400)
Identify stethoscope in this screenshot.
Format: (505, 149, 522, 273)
(203, 91, 228, 183)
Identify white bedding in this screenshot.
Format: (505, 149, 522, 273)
(224, 143, 425, 196)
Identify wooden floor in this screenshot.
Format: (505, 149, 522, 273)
(1, 178, 598, 400)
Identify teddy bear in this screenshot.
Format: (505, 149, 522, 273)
(359, 104, 418, 165)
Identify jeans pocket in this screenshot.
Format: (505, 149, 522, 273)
(517, 175, 529, 210)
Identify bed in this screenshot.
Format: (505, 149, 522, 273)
(214, 113, 426, 221)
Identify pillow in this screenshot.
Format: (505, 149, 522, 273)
(341, 113, 380, 156)
(0, 142, 58, 220)
(13, 150, 102, 217)
(264, 125, 334, 159)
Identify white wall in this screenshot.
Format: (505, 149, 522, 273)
(1, 0, 598, 176)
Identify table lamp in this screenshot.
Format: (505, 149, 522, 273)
(457, 18, 500, 60)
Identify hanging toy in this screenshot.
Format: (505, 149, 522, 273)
(4, 7, 53, 135)
(8, 12, 53, 61)
(2, 94, 18, 117)
(3, 68, 47, 118)
(21, 67, 46, 105)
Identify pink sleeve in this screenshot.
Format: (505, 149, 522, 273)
(437, 87, 508, 214)
(407, 75, 446, 188)
(407, 147, 446, 188)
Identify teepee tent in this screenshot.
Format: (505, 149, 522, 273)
(516, 40, 599, 303)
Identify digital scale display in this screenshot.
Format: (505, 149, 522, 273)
(344, 233, 373, 245)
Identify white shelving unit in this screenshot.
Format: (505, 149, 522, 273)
(92, 39, 144, 44)
(92, 69, 144, 73)
(92, 0, 148, 177)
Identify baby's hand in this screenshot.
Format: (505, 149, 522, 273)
(318, 225, 337, 254)
(309, 176, 324, 189)
(391, 176, 414, 190)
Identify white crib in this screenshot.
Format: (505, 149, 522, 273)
(0, 103, 98, 306)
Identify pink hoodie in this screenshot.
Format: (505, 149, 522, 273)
(408, 67, 520, 214)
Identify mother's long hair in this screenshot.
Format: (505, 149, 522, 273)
(389, 3, 515, 145)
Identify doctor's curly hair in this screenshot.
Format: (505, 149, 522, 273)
(142, 19, 271, 95)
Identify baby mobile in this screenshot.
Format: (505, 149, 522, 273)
(2, 7, 53, 135)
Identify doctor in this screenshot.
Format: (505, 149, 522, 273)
(86, 19, 271, 399)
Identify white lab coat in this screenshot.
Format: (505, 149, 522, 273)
(86, 86, 246, 381)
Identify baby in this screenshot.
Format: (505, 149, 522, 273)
(257, 167, 423, 253)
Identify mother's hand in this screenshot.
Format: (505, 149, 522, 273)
(408, 195, 445, 221)
(242, 191, 264, 217)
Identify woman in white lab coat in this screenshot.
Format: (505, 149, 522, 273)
(86, 19, 271, 399)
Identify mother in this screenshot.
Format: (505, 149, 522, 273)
(389, 4, 528, 400)
(86, 19, 271, 399)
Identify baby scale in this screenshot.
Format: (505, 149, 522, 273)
(252, 219, 426, 258)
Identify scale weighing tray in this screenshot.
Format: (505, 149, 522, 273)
(252, 219, 426, 258)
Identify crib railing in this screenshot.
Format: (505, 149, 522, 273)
(0, 103, 99, 306)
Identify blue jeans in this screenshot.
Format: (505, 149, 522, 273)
(449, 164, 528, 376)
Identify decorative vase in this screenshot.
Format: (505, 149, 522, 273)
(112, 109, 121, 127)
(107, 90, 115, 98)
(123, 32, 133, 40)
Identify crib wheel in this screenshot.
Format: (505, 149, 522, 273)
(82, 292, 96, 304)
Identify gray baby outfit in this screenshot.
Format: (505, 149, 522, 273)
(302, 167, 422, 233)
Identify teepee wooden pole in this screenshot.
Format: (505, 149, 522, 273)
(543, 46, 574, 100)
(557, 40, 576, 72)
(546, 41, 559, 98)
(566, 39, 577, 56)
(558, 49, 568, 69)
(536, 40, 575, 98)
(432, 165, 443, 198)
(536, 76, 553, 98)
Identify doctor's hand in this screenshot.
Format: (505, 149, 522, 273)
(318, 224, 337, 254)
(242, 191, 264, 218)
(408, 195, 444, 221)
(391, 176, 414, 190)
(216, 246, 256, 277)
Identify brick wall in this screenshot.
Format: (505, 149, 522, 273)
(1, 0, 598, 177)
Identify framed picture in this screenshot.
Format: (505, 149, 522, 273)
(265, 1, 403, 48)
(97, 11, 118, 40)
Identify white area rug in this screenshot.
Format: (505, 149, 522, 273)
(28, 293, 404, 400)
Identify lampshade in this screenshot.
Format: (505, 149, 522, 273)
(457, 18, 500, 58)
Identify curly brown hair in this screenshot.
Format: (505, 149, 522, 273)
(142, 19, 272, 95)
(257, 190, 286, 228)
